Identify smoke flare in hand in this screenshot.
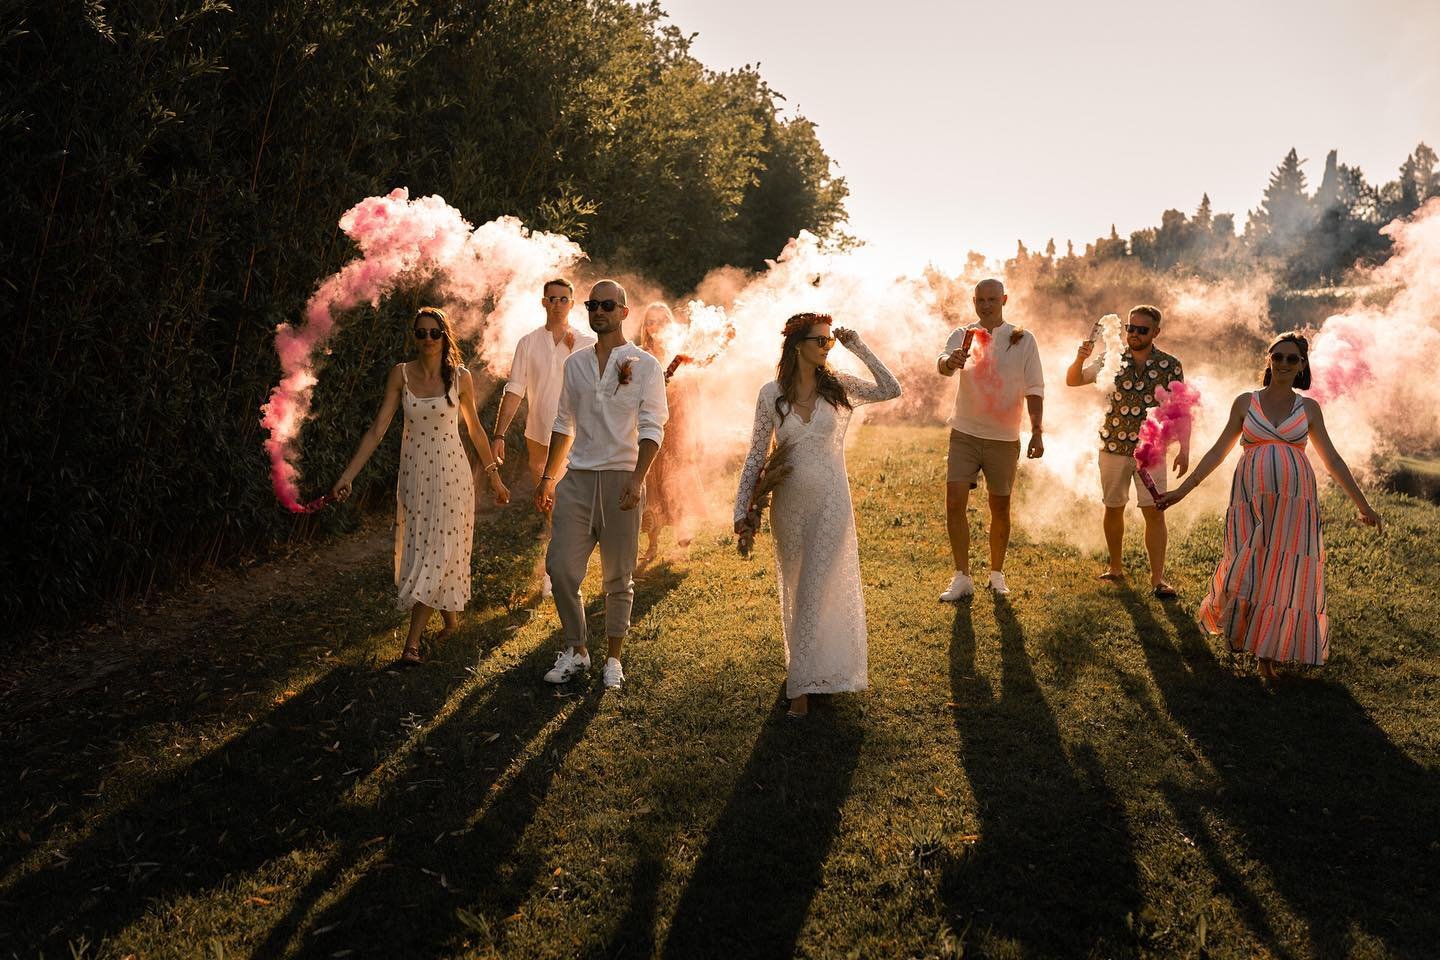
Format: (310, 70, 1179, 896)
(1134, 380, 1203, 471)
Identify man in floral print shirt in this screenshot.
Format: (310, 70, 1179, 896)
(1065, 305, 1189, 598)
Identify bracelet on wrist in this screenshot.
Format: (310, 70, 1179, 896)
(484, 462, 500, 474)
(541, 474, 553, 482)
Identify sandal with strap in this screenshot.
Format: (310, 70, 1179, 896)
(1152, 583, 1179, 600)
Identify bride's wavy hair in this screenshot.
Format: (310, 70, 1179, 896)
(414, 306, 463, 405)
(774, 312, 851, 424)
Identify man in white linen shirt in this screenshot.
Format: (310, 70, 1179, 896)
(534, 279, 668, 689)
(492, 278, 596, 595)
(936, 278, 1045, 600)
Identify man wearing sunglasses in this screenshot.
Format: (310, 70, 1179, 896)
(937, 278, 1046, 601)
(1065, 304, 1188, 598)
(492, 278, 596, 596)
(535, 280, 668, 690)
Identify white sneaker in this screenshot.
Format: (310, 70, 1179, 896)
(543, 648, 590, 683)
(988, 570, 1010, 596)
(939, 571, 975, 602)
(602, 657, 624, 689)
(541, 573, 553, 598)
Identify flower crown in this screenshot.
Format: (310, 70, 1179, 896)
(782, 312, 833, 338)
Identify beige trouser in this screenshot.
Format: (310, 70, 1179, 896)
(545, 469, 643, 647)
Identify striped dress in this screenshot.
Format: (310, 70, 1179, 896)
(1198, 391, 1329, 664)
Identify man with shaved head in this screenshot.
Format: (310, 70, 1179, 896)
(936, 278, 1045, 600)
(535, 280, 668, 689)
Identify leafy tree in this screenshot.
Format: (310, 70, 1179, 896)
(0, 0, 850, 628)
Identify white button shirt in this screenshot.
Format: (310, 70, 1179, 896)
(552, 343, 668, 472)
(942, 321, 1045, 442)
(503, 325, 597, 444)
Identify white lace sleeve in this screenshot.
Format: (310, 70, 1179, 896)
(837, 337, 901, 405)
(734, 382, 778, 525)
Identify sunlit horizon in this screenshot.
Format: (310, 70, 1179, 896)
(660, 0, 1440, 274)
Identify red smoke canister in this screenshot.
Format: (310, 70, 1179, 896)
(959, 328, 975, 367)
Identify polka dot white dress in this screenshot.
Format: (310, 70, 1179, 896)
(394, 363, 474, 612)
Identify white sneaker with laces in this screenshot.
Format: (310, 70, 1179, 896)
(939, 571, 975, 602)
(543, 648, 590, 683)
(988, 570, 1010, 595)
(541, 573, 553, 598)
(603, 657, 624, 689)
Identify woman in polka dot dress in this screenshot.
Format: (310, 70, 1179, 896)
(332, 307, 510, 665)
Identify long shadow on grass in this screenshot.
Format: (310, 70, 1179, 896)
(284, 563, 688, 958)
(940, 597, 1140, 956)
(657, 695, 864, 959)
(1123, 591, 1440, 957)
(0, 550, 547, 955)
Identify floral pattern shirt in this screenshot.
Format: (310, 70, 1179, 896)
(1080, 347, 1185, 456)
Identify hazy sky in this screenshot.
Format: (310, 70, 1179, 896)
(658, 0, 1440, 273)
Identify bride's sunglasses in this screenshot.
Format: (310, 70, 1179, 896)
(413, 328, 444, 340)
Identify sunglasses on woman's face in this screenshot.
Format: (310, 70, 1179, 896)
(584, 299, 621, 313)
(1270, 352, 1303, 364)
(802, 335, 836, 348)
(414, 327, 444, 340)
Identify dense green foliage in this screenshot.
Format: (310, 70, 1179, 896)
(0, 1, 848, 628)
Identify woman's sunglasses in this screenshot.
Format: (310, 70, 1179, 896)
(1270, 352, 1303, 364)
(802, 335, 836, 348)
(413, 328, 444, 340)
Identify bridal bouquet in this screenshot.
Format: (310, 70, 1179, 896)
(737, 439, 795, 557)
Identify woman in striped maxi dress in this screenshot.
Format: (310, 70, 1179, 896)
(1157, 333, 1382, 678)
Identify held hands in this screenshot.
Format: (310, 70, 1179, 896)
(490, 437, 505, 465)
(535, 478, 556, 515)
(1154, 483, 1189, 510)
(1026, 432, 1044, 459)
(488, 471, 510, 505)
(834, 326, 859, 348)
(618, 474, 644, 511)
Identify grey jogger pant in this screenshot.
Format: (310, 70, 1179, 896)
(545, 469, 644, 647)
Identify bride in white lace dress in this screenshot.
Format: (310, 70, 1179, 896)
(733, 313, 901, 717)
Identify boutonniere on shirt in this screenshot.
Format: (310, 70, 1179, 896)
(614, 357, 636, 394)
(1008, 325, 1026, 348)
(564, 330, 575, 350)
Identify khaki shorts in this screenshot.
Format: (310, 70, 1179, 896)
(947, 430, 1021, 495)
(1099, 450, 1167, 508)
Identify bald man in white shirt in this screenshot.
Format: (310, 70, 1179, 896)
(937, 279, 1045, 600)
(535, 280, 668, 689)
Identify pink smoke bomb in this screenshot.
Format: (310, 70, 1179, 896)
(1136, 465, 1165, 510)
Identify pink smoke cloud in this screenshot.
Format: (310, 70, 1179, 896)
(261, 188, 582, 512)
(1134, 380, 1202, 472)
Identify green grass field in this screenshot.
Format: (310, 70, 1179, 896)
(3, 426, 1438, 959)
